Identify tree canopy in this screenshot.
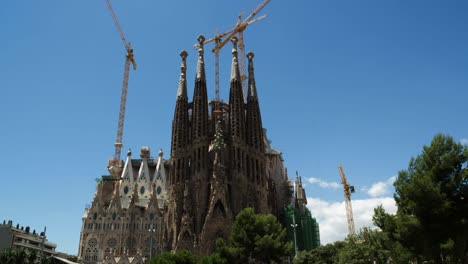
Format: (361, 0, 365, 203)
(0, 249, 51, 264)
(293, 241, 344, 264)
(217, 207, 293, 263)
(375, 134, 468, 263)
(293, 228, 412, 264)
(150, 208, 292, 264)
(150, 134, 468, 263)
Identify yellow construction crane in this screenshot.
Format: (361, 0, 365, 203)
(104, 0, 137, 175)
(338, 164, 356, 236)
(196, 11, 266, 117)
(211, 0, 270, 102)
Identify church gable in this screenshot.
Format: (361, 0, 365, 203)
(152, 149, 168, 209)
(136, 147, 152, 206)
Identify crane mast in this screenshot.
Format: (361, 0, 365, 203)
(214, 37, 221, 101)
(211, 0, 270, 102)
(338, 164, 356, 236)
(202, 33, 226, 102)
(194, 32, 226, 118)
(199, 8, 267, 117)
(105, 0, 137, 174)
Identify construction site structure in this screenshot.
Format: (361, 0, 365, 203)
(209, 0, 270, 102)
(284, 172, 320, 252)
(105, 0, 137, 176)
(338, 164, 356, 236)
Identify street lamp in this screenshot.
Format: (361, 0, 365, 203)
(148, 225, 156, 261)
(291, 213, 298, 257)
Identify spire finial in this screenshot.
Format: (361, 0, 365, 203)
(127, 149, 132, 157)
(231, 36, 239, 55)
(196, 35, 206, 80)
(159, 148, 163, 157)
(197, 35, 206, 47)
(180, 50, 188, 64)
(140, 146, 150, 159)
(230, 36, 241, 81)
(176, 50, 188, 98)
(247, 51, 257, 98)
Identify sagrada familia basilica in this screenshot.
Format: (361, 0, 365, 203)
(77, 36, 303, 264)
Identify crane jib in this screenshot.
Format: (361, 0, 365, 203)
(104, 0, 137, 167)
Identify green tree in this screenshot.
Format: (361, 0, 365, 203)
(377, 134, 468, 263)
(338, 228, 392, 264)
(293, 241, 344, 264)
(0, 249, 51, 264)
(293, 250, 315, 264)
(198, 252, 227, 264)
(28, 250, 37, 264)
(218, 208, 293, 263)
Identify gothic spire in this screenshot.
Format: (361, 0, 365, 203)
(228, 36, 246, 142)
(196, 35, 206, 81)
(176, 50, 188, 99)
(171, 50, 190, 159)
(247, 52, 257, 98)
(191, 35, 209, 141)
(245, 51, 264, 152)
(230, 36, 241, 82)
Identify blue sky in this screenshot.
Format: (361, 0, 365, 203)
(1, 0, 467, 254)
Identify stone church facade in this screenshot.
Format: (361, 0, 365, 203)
(78, 35, 290, 263)
(78, 148, 169, 264)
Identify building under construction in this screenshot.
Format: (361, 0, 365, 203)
(78, 35, 305, 263)
(77, 1, 320, 263)
(284, 176, 321, 252)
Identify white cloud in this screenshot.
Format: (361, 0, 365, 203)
(367, 176, 396, 197)
(308, 177, 340, 189)
(460, 138, 468, 145)
(307, 197, 397, 245)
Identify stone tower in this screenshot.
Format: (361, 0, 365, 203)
(78, 35, 292, 262)
(165, 36, 289, 253)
